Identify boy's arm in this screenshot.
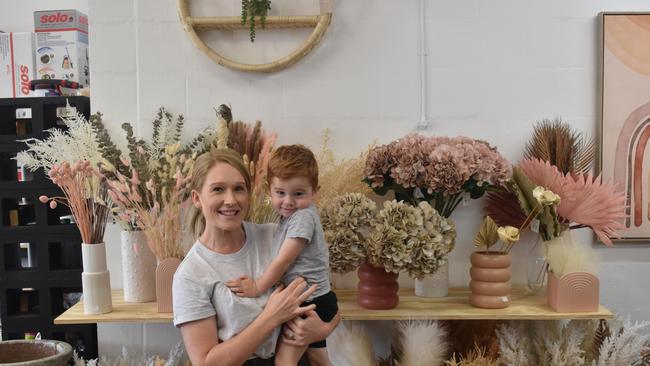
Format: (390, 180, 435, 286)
(226, 237, 306, 297)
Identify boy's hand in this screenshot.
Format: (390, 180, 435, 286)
(226, 276, 259, 297)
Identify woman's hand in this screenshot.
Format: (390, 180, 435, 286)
(262, 277, 316, 326)
(282, 310, 341, 346)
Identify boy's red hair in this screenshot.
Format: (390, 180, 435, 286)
(268, 145, 319, 189)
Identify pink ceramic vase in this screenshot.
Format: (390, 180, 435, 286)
(357, 261, 399, 310)
(547, 271, 599, 312)
(156, 257, 182, 313)
(469, 251, 512, 309)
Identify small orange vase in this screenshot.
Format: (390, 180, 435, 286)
(469, 251, 512, 309)
(357, 262, 399, 310)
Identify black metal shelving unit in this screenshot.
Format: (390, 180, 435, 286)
(0, 96, 98, 359)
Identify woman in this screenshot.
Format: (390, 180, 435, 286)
(173, 149, 339, 366)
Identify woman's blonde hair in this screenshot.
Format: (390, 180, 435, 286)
(187, 148, 252, 238)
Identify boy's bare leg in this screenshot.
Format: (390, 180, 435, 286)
(306, 347, 332, 366)
(275, 337, 308, 366)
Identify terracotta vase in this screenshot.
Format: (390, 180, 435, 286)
(547, 271, 599, 312)
(469, 251, 512, 309)
(156, 257, 182, 313)
(357, 262, 399, 310)
(81, 242, 113, 315)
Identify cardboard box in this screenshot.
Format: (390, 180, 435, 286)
(0, 32, 36, 98)
(34, 9, 89, 86)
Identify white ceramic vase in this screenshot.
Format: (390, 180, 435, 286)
(81, 242, 113, 314)
(121, 230, 157, 302)
(414, 261, 449, 298)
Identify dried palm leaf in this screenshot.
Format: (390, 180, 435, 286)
(524, 118, 595, 174)
(558, 173, 626, 246)
(484, 186, 527, 228)
(474, 216, 499, 249)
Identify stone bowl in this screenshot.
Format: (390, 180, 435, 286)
(0, 340, 72, 366)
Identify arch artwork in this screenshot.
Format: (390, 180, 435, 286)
(603, 13, 650, 241)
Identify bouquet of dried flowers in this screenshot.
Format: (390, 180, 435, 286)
(209, 105, 278, 224)
(322, 193, 456, 277)
(39, 161, 111, 244)
(364, 134, 511, 218)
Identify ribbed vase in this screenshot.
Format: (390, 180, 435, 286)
(469, 251, 512, 309)
(357, 261, 399, 310)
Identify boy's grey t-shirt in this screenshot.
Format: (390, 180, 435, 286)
(172, 221, 280, 360)
(276, 204, 331, 300)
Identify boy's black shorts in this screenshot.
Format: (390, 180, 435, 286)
(299, 290, 338, 348)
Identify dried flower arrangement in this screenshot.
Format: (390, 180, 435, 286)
(212, 105, 278, 224)
(321, 193, 456, 277)
(364, 134, 511, 218)
(497, 318, 650, 366)
(16, 108, 113, 245)
(328, 320, 448, 366)
(486, 120, 623, 245)
(71, 342, 186, 366)
(105, 142, 194, 260)
(39, 161, 111, 244)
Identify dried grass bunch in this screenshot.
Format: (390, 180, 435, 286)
(72, 343, 186, 366)
(497, 318, 650, 366)
(321, 193, 456, 277)
(328, 320, 448, 366)
(16, 105, 110, 174)
(314, 130, 377, 209)
(364, 134, 511, 218)
(210, 105, 278, 224)
(39, 161, 111, 244)
(106, 142, 193, 260)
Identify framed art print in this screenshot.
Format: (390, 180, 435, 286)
(601, 12, 650, 241)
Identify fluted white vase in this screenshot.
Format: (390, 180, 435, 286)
(414, 261, 449, 298)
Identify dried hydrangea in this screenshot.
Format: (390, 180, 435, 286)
(321, 193, 376, 273)
(405, 201, 456, 279)
(364, 134, 511, 217)
(366, 200, 423, 273)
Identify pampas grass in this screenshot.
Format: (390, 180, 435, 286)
(315, 130, 378, 209)
(396, 321, 448, 366)
(545, 230, 600, 277)
(328, 321, 376, 366)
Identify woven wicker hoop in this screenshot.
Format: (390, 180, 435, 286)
(178, 0, 333, 73)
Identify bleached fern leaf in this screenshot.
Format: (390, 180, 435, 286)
(593, 317, 650, 366)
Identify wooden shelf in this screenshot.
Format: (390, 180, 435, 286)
(54, 287, 613, 325)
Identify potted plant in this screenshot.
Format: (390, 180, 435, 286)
(241, 0, 272, 42)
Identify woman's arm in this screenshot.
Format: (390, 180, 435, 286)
(180, 278, 317, 366)
(281, 310, 342, 347)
